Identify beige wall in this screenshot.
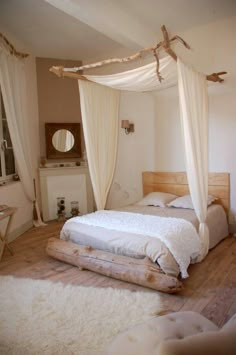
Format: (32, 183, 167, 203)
(36, 58, 84, 159)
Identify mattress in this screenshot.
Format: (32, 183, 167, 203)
(120, 204, 228, 250)
(60, 204, 228, 278)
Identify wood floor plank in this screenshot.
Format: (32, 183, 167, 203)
(0, 221, 235, 325)
(201, 263, 236, 326)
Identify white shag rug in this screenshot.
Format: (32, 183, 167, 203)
(0, 276, 162, 355)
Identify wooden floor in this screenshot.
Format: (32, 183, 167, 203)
(0, 221, 235, 327)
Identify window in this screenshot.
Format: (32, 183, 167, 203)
(0, 87, 16, 182)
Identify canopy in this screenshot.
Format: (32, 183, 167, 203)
(65, 56, 177, 92)
(50, 26, 226, 262)
(75, 56, 210, 262)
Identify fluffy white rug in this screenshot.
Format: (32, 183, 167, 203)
(0, 276, 162, 354)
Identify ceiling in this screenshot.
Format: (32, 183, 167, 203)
(0, 0, 235, 62)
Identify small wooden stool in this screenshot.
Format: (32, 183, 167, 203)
(0, 207, 17, 261)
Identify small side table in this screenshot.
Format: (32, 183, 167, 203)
(0, 207, 17, 261)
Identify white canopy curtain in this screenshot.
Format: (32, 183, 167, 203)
(71, 55, 209, 259)
(66, 56, 177, 92)
(78, 80, 120, 210)
(0, 45, 45, 227)
(177, 58, 209, 260)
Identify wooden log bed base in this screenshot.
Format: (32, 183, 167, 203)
(46, 238, 182, 293)
(46, 172, 230, 294)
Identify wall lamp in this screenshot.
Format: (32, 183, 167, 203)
(121, 120, 135, 135)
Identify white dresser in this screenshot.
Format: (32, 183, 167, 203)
(39, 166, 94, 221)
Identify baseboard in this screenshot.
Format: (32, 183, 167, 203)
(8, 220, 33, 243)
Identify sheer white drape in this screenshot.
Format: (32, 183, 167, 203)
(177, 58, 209, 260)
(0, 46, 45, 226)
(64, 56, 177, 92)
(78, 80, 120, 210)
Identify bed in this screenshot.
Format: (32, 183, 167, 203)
(46, 172, 229, 293)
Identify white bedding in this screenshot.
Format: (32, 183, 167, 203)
(60, 204, 228, 279)
(61, 210, 200, 278)
(120, 204, 228, 250)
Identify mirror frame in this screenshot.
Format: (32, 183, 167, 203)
(45, 123, 82, 159)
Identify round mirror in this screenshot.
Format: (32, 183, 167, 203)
(52, 129, 75, 152)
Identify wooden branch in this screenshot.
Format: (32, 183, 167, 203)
(49, 65, 227, 84)
(0, 32, 29, 58)
(46, 237, 183, 293)
(49, 66, 88, 81)
(161, 25, 170, 47)
(71, 51, 144, 71)
(59, 25, 190, 74)
(63, 46, 161, 72)
(152, 49, 163, 82)
(206, 71, 227, 83)
(161, 25, 178, 61)
(158, 26, 227, 83)
(49, 25, 227, 84)
(170, 35, 191, 50)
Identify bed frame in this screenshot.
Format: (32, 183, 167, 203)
(46, 171, 230, 294)
(143, 172, 230, 215)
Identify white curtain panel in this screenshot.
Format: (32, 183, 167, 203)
(78, 80, 120, 210)
(65, 56, 177, 92)
(0, 46, 45, 226)
(177, 58, 209, 260)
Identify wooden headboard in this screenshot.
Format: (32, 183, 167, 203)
(142, 172, 230, 214)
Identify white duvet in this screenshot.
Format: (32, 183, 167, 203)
(61, 210, 201, 278)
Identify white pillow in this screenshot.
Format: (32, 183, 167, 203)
(167, 194, 218, 209)
(137, 192, 177, 208)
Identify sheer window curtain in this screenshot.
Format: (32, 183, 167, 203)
(177, 58, 209, 260)
(0, 45, 45, 226)
(78, 80, 120, 210)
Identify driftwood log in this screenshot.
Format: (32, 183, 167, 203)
(46, 237, 182, 293)
(50, 25, 189, 83)
(50, 25, 227, 84)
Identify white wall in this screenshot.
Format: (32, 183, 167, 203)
(0, 182, 33, 241)
(107, 91, 155, 208)
(0, 28, 40, 239)
(154, 16, 236, 220)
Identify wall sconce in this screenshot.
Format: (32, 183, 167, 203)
(121, 120, 135, 135)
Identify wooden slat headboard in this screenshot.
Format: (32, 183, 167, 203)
(142, 172, 230, 214)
